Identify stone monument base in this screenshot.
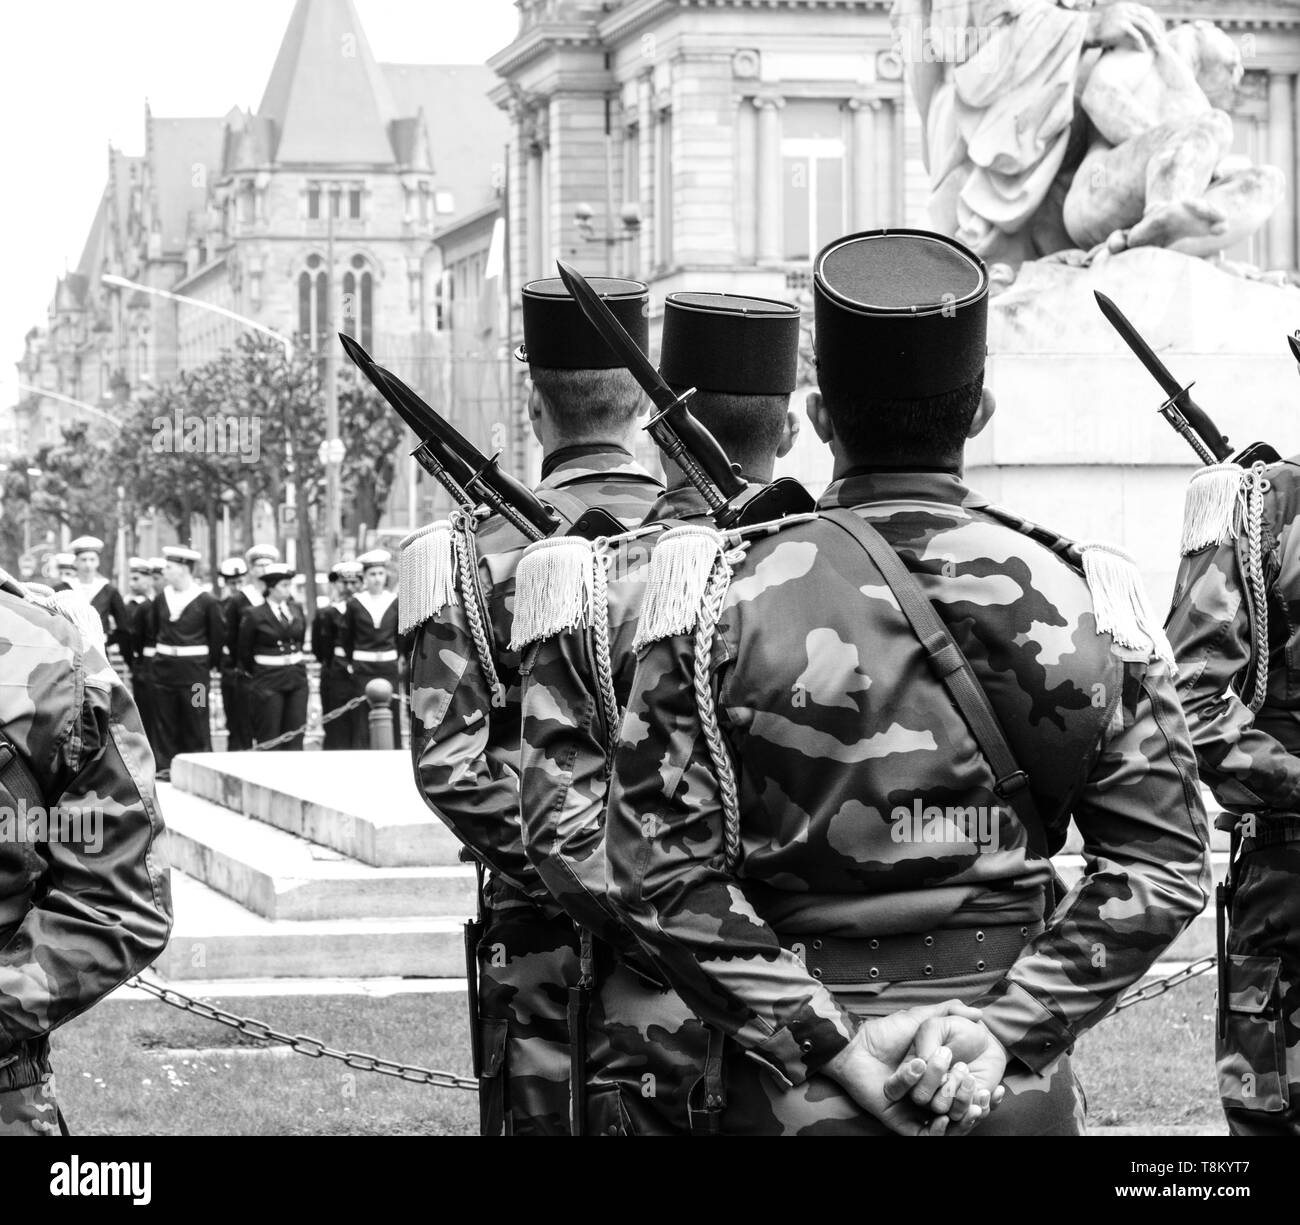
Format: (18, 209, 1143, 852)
(969, 248, 1300, 606)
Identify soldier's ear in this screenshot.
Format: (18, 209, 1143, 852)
(806, 390, 834, 446)
(968, 384, 996, 440)
(777, 407, 800, 458)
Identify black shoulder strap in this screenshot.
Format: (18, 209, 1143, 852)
(821, 507, 1047, 856)
(0, 729, 46, 810)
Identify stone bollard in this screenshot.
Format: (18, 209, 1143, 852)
(365, 678, 395, 751)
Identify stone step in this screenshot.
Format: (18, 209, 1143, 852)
(170, 750, 458, 867)
(154, 871, 466, 980)
(160, 783, 475, 922)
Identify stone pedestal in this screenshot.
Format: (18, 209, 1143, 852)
(968, 248, 1300, 606)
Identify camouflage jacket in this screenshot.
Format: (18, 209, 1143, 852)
(604, 470, 1210, 1086)
(519, 485, 712, 944)
(1167, 457, 1300, 817)
(409, 448, 663, 906)
(0, 579, 173, 1060)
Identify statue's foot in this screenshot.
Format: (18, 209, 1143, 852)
(1126, 199, 1228, 250)
(1103, 229, 1130, 255)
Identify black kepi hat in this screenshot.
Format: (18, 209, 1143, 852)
(813, 228, 988, 400)
(516, 276, 649, 369)
(660, 292, 801, 395)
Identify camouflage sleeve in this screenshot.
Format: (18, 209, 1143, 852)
(971, 655, 1210, 1073)
(0, 644, 172, 1054)
(409, 603, 539, 898)
(1165, 540, 1300, 812)
(605, 633, 860, 1089)
(519, 631, 640, 949)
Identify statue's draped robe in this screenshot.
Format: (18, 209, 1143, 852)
(894, 0, 1090, 264)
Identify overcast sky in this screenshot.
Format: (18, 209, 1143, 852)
(0, 0, 518, 410)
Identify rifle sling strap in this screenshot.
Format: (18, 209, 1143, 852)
(0, 729, 45, 811)
(820, 507, 1046, 858)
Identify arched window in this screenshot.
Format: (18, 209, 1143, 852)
(342, 255, 374, 350)
(297, 254, 327, 351)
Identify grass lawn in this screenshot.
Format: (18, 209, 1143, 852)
(49, 975, 1219, 1136)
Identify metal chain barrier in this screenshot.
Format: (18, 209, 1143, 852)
(1103, 954, 1218, 1018)
(245, 691, 369, 752)
(126, 973, 477, 1091)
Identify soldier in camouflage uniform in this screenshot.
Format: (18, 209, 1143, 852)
(1166, 455, 1300, 1135)
(602, 229, 1211, 1135)
(408, 277, 663, 1135)
(515, 291, 806, 1134)
(0, 568, 173, 1135)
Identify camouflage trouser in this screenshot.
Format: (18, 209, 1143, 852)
(584, 956, 722, 1136)
(477, 885, 578, 1136)
(0, 1074, 61, 1137)
(721, 966, 1085, 1136)
(1218, 827, 1300, 1136)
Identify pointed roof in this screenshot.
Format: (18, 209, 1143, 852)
(383, 64, 508, 221)
(257, 0, 398, 165)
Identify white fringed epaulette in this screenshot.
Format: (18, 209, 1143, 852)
(631, 512, 818, 651)
(633, 525, 728, 650)
(1180, 462, 1248, 555)
(1078, 541, 1176, 670)
(509, 534, 599, 651)
(398, 519, 458, 634)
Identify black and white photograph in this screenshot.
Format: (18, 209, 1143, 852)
(0, 0, 1297, 1194)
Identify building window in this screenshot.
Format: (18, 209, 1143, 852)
(239, 182, 255, 225)
(781, 100, 846, 262)
(341, 255, 373, 350)
(298, 255, 328, 352)
(308, 184, 321, 219)
(418, 183, 432, 225)
(349, 187, 363, 219)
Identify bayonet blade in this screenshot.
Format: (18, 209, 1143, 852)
(554, 260, 677, 414)
(1094, 291, 1183, 401)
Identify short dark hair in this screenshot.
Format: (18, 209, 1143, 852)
(529, 365, 645, 436)
(671, 386, 790, 474)
(822, 372, 984, 465)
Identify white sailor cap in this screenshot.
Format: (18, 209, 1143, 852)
(54, 552, 76, 569)
(147, 557, 167, 575)
(69, 535, 105, 555)
(357, 549, 392, 571)
(245, 543, 281, 565)
(128, 556, 152, 573)
(163, 545, 202, 566)
(219, 556, 249, 579)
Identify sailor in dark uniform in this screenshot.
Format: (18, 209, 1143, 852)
(122, 555, 158, 748)
(341, 549, 401, 749)
(48, 553, 76, 593)
(146, 545, 224, 772)
(312, 560, 362, 750)
(67, 534, 128, 655)
(224, 544, 280, 751)
(237, 563, 309, 751)
(216, 557, 248, 752)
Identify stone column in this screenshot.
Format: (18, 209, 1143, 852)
(874, 98, 895, 226)
(736, 96, 758, 262)
(846, 97, 877, 230)
(755, 93, 784, 263)
(1268, 71, 1295, 270)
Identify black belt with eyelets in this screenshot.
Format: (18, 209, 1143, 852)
(778, 923, 1042, 985)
